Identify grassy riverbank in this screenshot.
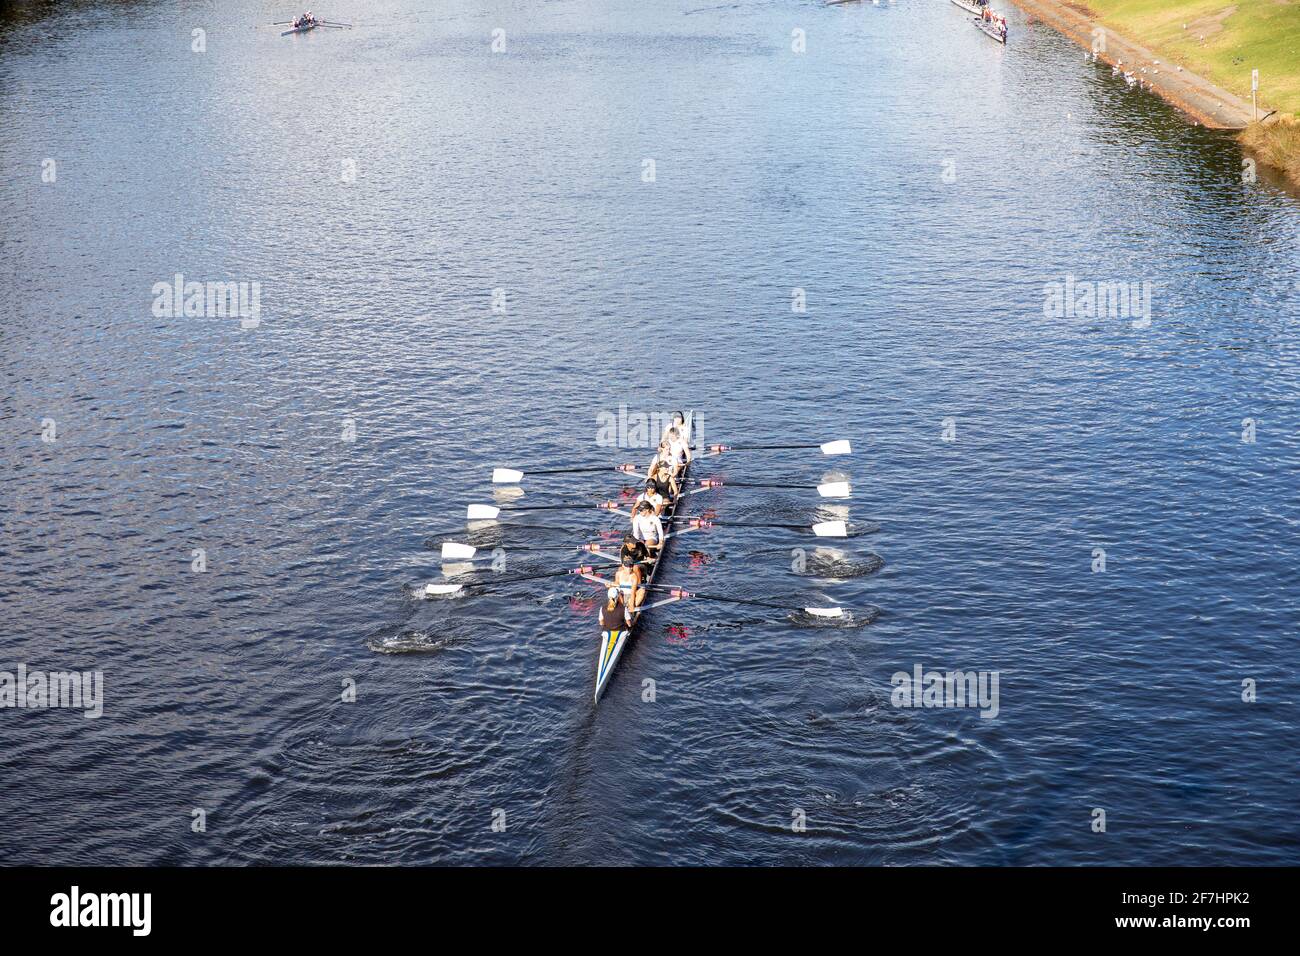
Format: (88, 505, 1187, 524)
(1069, 1, 1300, 181)
(1080, 1, 1300, 115)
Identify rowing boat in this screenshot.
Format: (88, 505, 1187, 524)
(972, 15, 1008, 43)
(440, 423, 853, 705)
(949, 0, 984, 15)
(281, 20, 318, 35)
(590, 411, 694, 702)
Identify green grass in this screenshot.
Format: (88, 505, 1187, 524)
(1081, 0, 1300, 116)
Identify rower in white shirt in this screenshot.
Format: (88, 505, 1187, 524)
(636, 479, 666, 517)
(662, 410, 690, 445)
(630, 500, 664, 558)
(662, 415, 691, 468)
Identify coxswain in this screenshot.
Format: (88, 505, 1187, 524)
(631, 500, 664, 557)
(599, 587, 630, 632)
(613, 553, 646, 611)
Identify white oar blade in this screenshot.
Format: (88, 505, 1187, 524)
(492, 468, 524, 484)
(805, 606, 844, 618)
(467, 504, 500, 520)
(821, 440, 852, 456)
(441, 542, 478, 560)
(812, 520, 848, 537)
(424, 583, 464, 596)
(817, 481, 851, 499)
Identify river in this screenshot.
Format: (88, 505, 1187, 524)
(1, 0, 1297, 865)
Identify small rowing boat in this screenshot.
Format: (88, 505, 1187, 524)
(949, 0, 984, 15)
(589, 412, 695, 702)
(973, 15, 1008, 44)
(282, 21, 317, 35)
(277, 14, 352, 36)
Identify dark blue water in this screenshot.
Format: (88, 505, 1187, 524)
(2, 0, 1297, 865)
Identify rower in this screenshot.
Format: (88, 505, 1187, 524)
(599, 587, 630, 632)
(648, 459, 678, 500)
(619, 532, 649, 566)
(631, 500, 664, 558)
(664, 424, 691, 469)
(636, 479, 665, 517)
(613, 553, 646, 611)
(655, 438, 683, 486)
(662, 410, 688, 443)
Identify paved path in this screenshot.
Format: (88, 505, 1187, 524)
(1008, 0, 1271, 129)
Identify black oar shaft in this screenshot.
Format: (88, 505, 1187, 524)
(710, 521, 806, 530)
(644, 586, 796, 611)
(500, 502, 611, 511)
(722, 443, 822, 450)
(524, 465, 626, 476)
(472, 566, 591, 586)
(700, 481, 799, 489)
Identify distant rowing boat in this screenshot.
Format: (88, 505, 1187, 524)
(949, 0, 984, 15)
(276, 16, 352, 37)
(973, 15, 1008, 44)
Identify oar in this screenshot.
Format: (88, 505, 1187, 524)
(686, 518, 849, 537)
(424, 565, 594, 596)
(645, 585, 844, 618)
(701, 440, 851, 457)
(319, 20, 353, 26)
(492, 463, 641, 484)
(694, 478, 850, 498)
(439, 540, 610, 560)
(467, 501, 621, 520)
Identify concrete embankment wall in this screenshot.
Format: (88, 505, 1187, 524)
(1005, 0, 1268, 130)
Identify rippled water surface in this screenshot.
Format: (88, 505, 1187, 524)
(2, 0, 1298, 865)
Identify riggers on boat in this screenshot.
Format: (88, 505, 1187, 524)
(440, 419, 853, 706)
(590, 412, 695, 702)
